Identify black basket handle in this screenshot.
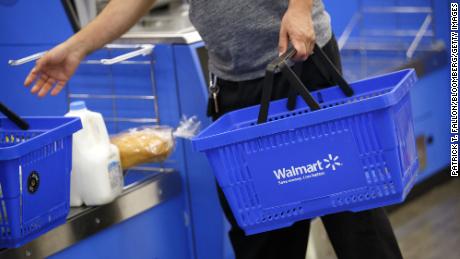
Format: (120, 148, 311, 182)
(0, 102, 29, 130)
(310, 44, 353, 96)
(257, 44, 354, 124)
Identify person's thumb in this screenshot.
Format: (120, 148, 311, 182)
(35, 54, 49, 71)
(24, 55, 48, 87)
(278, 25, 289, 56)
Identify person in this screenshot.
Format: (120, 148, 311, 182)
(24, 0, 404, 258)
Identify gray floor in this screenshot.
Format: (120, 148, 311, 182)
(306, 178, 460, 259)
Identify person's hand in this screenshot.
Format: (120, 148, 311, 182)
(278, 0, 315, 61)
(24, 41, 87, 97)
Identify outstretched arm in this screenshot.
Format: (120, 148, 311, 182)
(25, 0, 156, 97)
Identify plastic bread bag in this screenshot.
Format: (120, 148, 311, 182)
(111, 116, 201, 170)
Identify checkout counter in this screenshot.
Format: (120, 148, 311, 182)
(0, 1, 225, 259)
(324, 0, 450, 183)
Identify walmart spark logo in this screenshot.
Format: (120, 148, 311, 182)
(272, 154, 343, 180)
(323, 154, 342, 171)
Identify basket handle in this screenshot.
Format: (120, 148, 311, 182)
(257, 44, 354, 124)
(310, 44, 354, 96)
(0, 102, 30, 130)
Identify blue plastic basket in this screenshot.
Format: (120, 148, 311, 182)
(193, 69, 419, 235)
(0, 117, 81, 248)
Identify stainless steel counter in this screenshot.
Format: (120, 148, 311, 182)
(0, 170, 182, 259)
(117, 3, 202, 44)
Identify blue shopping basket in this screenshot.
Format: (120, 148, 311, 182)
(193, 45, 419, 235)
(0, 116, 81, 248)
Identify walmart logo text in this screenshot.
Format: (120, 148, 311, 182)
(273, 154, 342, 180)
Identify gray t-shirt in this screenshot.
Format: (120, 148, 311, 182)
(189, 0, 332, 81)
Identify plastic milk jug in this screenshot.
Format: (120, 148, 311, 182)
(65, 101, 123, 206)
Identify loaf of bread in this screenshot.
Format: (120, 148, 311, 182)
(111, 127, 174, 170)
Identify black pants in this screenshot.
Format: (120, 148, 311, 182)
(210, 37, 403, 259)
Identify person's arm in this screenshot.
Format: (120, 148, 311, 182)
(278, 0, 315, 61)
(25, 0, 156, 97)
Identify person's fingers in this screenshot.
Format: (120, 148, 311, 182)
(278, 25, 289, 56)
(51, 81, 66, 96)
(24, 67, 39, 87)
(30, 74, 49, 94)
(291, 39, 308, 61)
(305, 41, 314, 58)
(38, 77, 56, 97)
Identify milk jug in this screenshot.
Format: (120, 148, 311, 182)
(65, 101, 123, 206)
